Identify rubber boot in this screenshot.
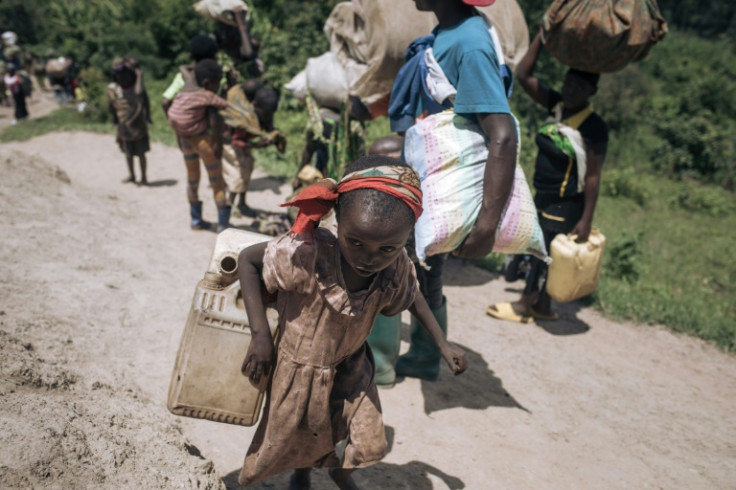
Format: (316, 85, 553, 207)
(395, 297, 447, 381)
(189, 201, 210, 230)
(366, 314, 401, 388)
(217, 205, 232, 233)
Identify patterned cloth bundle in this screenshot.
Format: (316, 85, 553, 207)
(404, 110, 549, 265)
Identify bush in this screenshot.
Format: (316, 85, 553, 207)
(674, 182, 735, 216)
(604, 233, 643, 283)
(78, 67, 110, 123)
(601, 168, 649, 206)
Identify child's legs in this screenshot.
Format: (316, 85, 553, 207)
(193, 136, 227, 208)
(234, 147, 255, 199)
(138, 154, 147, 182)
(289, 468, 311, 490)
(125, 154, 135, 180)
(180, 136, 202, 203)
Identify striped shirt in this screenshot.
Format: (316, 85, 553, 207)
(168, 89, 228, 137)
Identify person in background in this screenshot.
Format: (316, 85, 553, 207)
(224, 81, 284, 217)
(370, 0, 516, 385)
(4, 64, 29, 124)
(292, 94, 366, 190)
(167, 59, 231, 232)
(161, 35, 220, 115)
(107, 57, 151, 185)
(487, 30, 608, 323)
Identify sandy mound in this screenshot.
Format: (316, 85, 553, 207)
(0, 150, 223, 489)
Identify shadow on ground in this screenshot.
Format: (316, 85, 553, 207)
(248, 176, 287, 195)
(143, 178, 178, 187)
(397, 328, 528, 415)
(221, 426, 465, 489)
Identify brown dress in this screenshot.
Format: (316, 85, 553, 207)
(239, 228, 418, 486)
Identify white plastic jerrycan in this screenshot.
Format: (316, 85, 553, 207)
(546, 228, 606, 303)
(167, 228, 278, 426)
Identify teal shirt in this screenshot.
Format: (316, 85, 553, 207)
(431, 15, 510, 117)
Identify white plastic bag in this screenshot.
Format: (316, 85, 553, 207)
(193, 0, 249, 26)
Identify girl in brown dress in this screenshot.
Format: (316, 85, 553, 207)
(236, 155, 468, 489)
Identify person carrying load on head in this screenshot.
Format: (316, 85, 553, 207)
(107, 56, 151, 185)
(487, 29, 608, 324)
(366, 0, 517, 387)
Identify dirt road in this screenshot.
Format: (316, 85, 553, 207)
(1, 131, 734, 489)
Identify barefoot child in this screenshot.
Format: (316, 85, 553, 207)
(236, 155, 468, 488)
(167, 59, 231, 231)
(107, 57, 150, 184)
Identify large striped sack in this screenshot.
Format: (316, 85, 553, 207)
(404, 110, 548, 266)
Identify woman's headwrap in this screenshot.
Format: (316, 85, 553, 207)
(283, 165, 423, 234)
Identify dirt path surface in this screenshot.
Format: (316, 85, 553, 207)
(1, 132, 735, 489)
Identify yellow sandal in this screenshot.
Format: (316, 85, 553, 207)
(486, 302, 532, 324)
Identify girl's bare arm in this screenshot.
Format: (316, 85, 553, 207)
(237, 242, 274, 385)
(408, 295, 468, 375)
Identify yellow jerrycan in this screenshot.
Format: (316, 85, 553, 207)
(546, 228, 606, 303)
(167, 228, 278, 426)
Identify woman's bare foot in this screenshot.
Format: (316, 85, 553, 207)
(328, 468, 360, 490)
(289, 468, 311, 490)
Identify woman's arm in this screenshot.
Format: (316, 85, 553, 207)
(235, 9, 254, 60)
(570, 141, 607, 242)
(408, 295, 467, 375)
(134, 68, 143, 95)
(454, 112, 516, 259)
(237, 242, 274, 385)
(516, 31, 551, 108)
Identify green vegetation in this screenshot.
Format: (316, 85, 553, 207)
(1, 0, 735, 350)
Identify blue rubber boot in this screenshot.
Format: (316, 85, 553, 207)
(217, 205, 232, 233)
(366, 314, 401, 388)
(189, 201, 210, 230)
(395, 297, 447, 381)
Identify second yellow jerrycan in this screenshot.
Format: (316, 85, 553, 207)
(167, 228, 279, 427)
(546, 228, 606, 303)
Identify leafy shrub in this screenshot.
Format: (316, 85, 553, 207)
(601, 168, 649, 206)
(674, 183, 735, 216)
(78, 67, 110, 123)
(604, 233, 643, 283)
(653, 115, 735, 187)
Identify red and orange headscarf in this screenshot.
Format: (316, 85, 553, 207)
(282, 165, 423, 234)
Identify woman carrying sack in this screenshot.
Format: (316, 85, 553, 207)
(487, 30, 609, 323)
(368, 0, 517, 385)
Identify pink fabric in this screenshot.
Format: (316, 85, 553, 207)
(168, 88, 228, 136)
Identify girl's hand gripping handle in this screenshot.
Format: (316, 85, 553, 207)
(237, 242, 275, 387)
(242, 331, 273, 385)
